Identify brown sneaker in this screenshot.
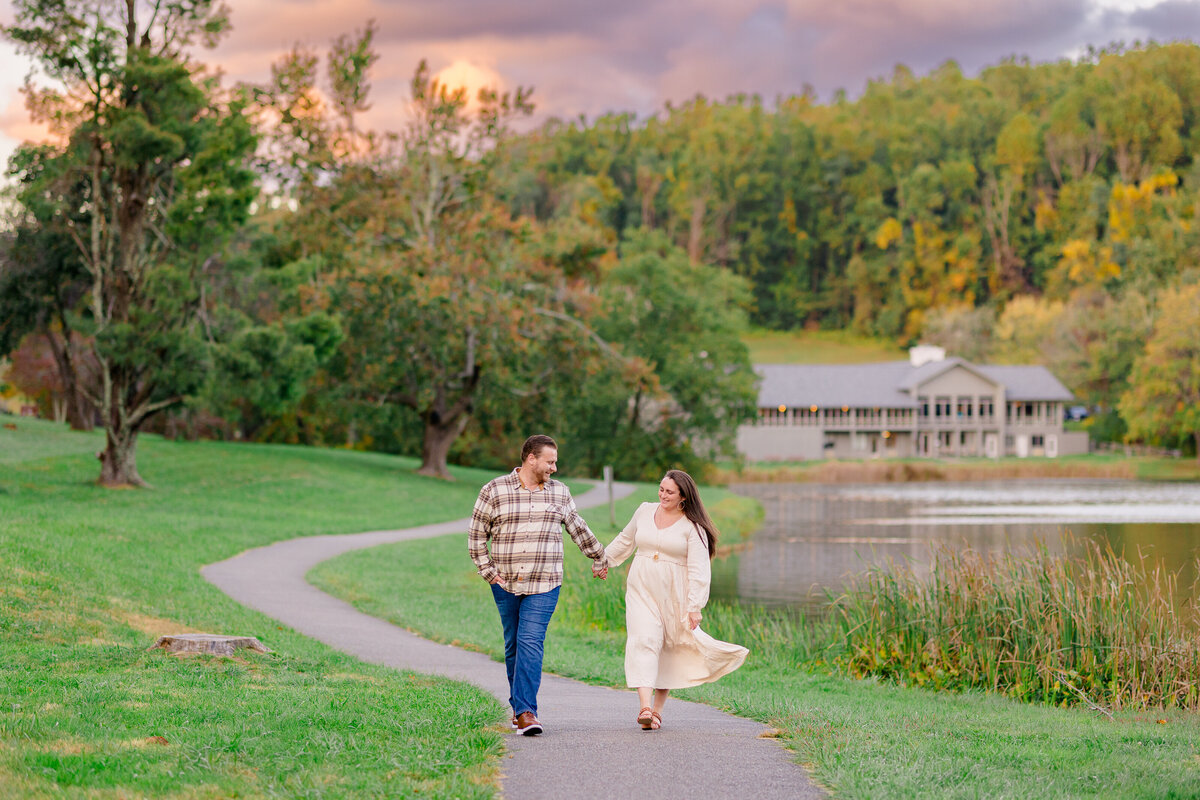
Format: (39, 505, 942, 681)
(515, 711, 543, 736)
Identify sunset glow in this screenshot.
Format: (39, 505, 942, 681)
(2, 0, 1199, 172)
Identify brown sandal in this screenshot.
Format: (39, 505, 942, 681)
(637, 706, 654, 729)
(649, 710, 662, 730)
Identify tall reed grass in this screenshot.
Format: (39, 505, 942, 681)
(829, 542, 1200, 711)
(565, 494, 1200, 712)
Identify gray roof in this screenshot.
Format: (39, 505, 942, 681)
(756, 362, 920, 408)
(974, 365, 1074, 401)
(756, 360, 1074, 408)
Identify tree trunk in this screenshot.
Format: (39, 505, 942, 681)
(981, 173, 1028, 295)
(1195, 431, 1199, 461)
(43, 330, 95, 431)
(67, 386, 96, 432)
(637, 166, 661, 228)
(152, 634, 269, 656)
(99, 416, 146, 488)
(416, 413, 470, 480)
(687, 196, 706, 263)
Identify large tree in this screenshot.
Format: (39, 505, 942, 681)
(4, 0, 256, 485)
(1119, 283, 1200, 458)
(322, 61, 628, 478)
(558, 229, 758, 480)
(1049, 286, 1154, 410)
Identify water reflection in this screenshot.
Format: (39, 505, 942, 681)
(718, 479, 1200, 612)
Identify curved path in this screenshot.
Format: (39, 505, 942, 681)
(202, 481, 824, 799)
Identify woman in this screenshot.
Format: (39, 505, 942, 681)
(602, 469, 749, 730)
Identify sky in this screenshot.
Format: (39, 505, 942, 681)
(2, 0, 1200, 173)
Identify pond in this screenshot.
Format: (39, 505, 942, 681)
(717, 479, 1200, 612)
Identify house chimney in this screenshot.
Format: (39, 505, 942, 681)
(909, 344, 946, 367)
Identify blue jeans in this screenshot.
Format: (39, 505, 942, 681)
(490, 583, 560, 718)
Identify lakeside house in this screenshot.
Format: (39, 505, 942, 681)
(737, 345, 1089, 461)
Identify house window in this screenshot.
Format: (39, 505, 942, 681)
(935, 396, 951, 418)
(1032, 434, 1045, 447)
(956, 396, 973, 419)
(979, 398, 994, 419)
(918, 395, 929, 417)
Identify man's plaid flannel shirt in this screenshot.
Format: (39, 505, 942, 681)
(468, 469, 606, 594)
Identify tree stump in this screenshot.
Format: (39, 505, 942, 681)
(151, 634, 270, 656)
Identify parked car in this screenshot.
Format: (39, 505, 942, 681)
(1065, 405, 1090, 421)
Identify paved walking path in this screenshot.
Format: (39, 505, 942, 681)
(202, 481, 824, 799)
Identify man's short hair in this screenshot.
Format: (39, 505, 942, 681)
(521, 434, 557, 462)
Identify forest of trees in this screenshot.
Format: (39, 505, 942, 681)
(2, 0, 1199, 486)
(504, 42, 1200, 454)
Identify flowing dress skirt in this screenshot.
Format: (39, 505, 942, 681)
(624, 553, 748, 689)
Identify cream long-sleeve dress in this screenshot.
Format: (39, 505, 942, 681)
(604, 502, 749, 689)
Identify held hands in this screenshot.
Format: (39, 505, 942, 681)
(687, 611, 702, 630)
(592, 561, 608, 580)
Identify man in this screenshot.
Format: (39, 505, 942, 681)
(468, 434, 608, 736)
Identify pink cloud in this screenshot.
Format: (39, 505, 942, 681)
(0, 89, 51, 147)
(1, 0, 1196, 166)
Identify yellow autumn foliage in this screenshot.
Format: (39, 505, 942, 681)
(875, 217, 903, 250)
(1034, 190, 1058, 234)
(993, 295, 1065, 364)
(1108, 171, 1178, 242)
(1055, 238, 1121, 289)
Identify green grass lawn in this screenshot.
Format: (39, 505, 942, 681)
(0, 418, 509, 799)
(313, 488, 1200, 800)
(742, 328, 905, 364)
(6, 418, 1200, 799)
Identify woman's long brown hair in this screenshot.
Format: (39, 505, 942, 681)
(664, 469, 718, 559)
